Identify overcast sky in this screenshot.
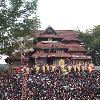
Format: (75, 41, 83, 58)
(0, 55, 8, 64)
(37, 0, 100, 31)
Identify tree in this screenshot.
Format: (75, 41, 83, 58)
(0, 0, 40, 55)
(91, 26, 100, 65)
(78, 25, 100, 65)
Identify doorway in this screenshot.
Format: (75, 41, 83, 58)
(46, 57, 53, 65)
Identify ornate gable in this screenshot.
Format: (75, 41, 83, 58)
(44, 26, 57, 34)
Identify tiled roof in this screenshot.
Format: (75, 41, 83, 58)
(35, 30, 79, 35)
(62, 37, 80, 41)
(34, 42, 68, 49)
(34, 42, 86, 52)
(33, 30, 79, 39)
(35, 34, 63, 38)
(32, 53, 91, 59)
(72, 55, 92, 59)
(67, 44, 86, 51)
(56, 30, 79, 38)
(32, 53, 71, 58)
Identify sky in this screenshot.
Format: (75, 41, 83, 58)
(0, 55, 8, 64)
(37, 0, 100, 31)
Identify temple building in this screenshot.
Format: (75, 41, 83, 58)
(30, 26, 91, 67)
(6, 26, 92, 67)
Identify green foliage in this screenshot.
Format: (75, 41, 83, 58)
(0, 0, 40, 55)
(78, 25, 100, 65)
(33, 38, 38, 44)
(92, 25, 100, 37)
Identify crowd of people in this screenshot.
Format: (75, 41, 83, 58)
(0, 63, 100, 100)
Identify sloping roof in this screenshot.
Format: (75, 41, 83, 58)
(67, 44, 87, 52)
(56, 30, 79, 38)
(35, 30, 79, 35)
(32, 53, 71, 58)
(72, 55, 92, 59)
(33, 30, 79, 38)
(34, 42, 86, 52)
(34, 34, 62, 38)
(62, 37, 80, 41)
(33, 29, 80, 43)
(34, 42, 69, 49)
(32, 53, 91, 59)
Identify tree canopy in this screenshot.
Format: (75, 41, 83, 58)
(78, 25, 100, 65)
(0, 0, 40, 55)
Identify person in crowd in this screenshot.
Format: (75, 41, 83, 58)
(0, 62, 99, 100)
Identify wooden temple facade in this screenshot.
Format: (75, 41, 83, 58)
(6, 26, 92, 67)
(30, 26, 91, 67)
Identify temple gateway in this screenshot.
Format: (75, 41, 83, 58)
(6, 26, 92, 68)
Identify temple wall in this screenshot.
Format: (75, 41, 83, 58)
(53, 59, 59, 66)
(73, 59, 91, 64)
(13, 60, 21, 67)
(35, 58, 46, 65)
(35, 58, 71, 66)
(35, 58, 61, 66)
